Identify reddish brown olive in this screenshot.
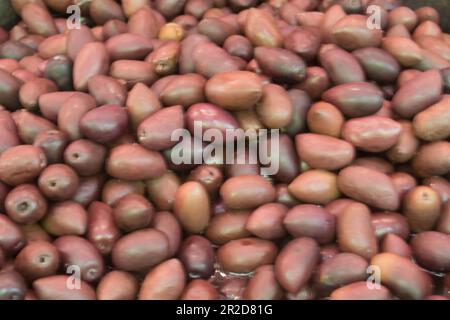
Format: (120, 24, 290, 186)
(112, 228, 169, 272)
(15, 241, 60, 280)
(38, 164, 79, 201)
(5, 184, 47, 224)
(113, 193, 154, 232)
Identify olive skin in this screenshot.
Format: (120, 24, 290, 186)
(5, 184, 47, 224)
(53, 236, 105, 283)
(337, 202, 378, 260)
(283, 205, 336, 245)
(146, 171, 180, 211)
(14, 241, 60, 280)
(113, 193, 154, 232)
(371, 253, 432, 300)
(174, 181, 210, 234)
(0, 271, 27, 300)
(246, 203, 287, 240)
(187, 165, 224, 196)
(42, 201, 88, 236)
(337, 166, 400, 211)
(33, 275, 96, 300)
(97, 271, 138, 300)
(0, 109, 20, 155)
(87, 201, 121, 256)
(244, 265, 284, 300)
(288, 170, 340, 205)
(33, 130, 68, 164)
(411, 232, 450, 272)
(139, 258, 186, 300)
(80, 104, 128, 144)
(220, 175, 276, 210)
(0, 214, 26, 254)
(295, 134, 355, 171)
(106, 144, 167, 181)
(205, 71, 263, 111)
(403, 186, 441, 232)
(152, 211, 182, 258)
(0, 69, 22, 111)
(0, 145, 47, 186)
(38, 164, 79, 201)
(205, 210, 251, 245)
(322, 82, 384, 118)
(64, 139, 106, 177)
(330, 281, 392, 300)
(137, 105, 184, 151)
(72, 174, 105, 207)
(181, 279, 219, 300)
(217, 237, 278, 273)
(274, 237, 320, 293)
(315, 253, 369, 294)
(178, 235, 214, 279)
(111, 228, 169, 272)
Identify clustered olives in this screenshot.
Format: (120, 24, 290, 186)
(0, 0, 450, 301)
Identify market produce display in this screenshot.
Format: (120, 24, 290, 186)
(0, 0, 450, 301)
